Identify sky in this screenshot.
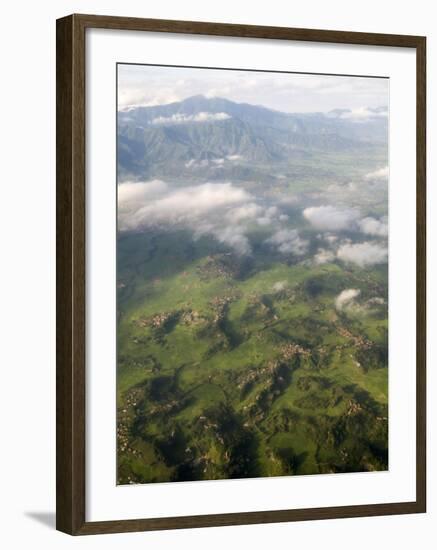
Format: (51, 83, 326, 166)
(118, 63, 389, 114)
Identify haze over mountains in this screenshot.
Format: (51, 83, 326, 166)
(117, 95, 388, 181)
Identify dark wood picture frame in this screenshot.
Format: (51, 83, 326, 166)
(56, 13, 426, 535)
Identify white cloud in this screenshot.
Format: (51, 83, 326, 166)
(335, 289, 361, 311)
(272, 281, 287, 292)
(281, 196, 299, 206)
(124, 182, 249, 229)
(118, 180, 289, 256)
(151, 112, 231, 125)
(322, 233, 339, 244)
(313, 248, 335, 265)
(211, 226, 251, 256)
(257, 206, 280, 227)
(337, 241, 388, 267)
(184, 159, 211, 169)
(303, 206, 388, 239)
(265, 206, 279, 218)
(365, 166, 389, 180)
(266, 229, 308, 256)
(303, 205, 360, 231)
(338, 106, 388, 122)
(336, 290, 387, 315)
(358, 216, 388, 237)
(118, 91, 182, 111)
(118, 180, 169, 213)
(257, 217, 273, 226)
(184, 154, 242, 169)
(225, 203, 263, 223)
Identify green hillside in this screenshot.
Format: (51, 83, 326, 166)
(117, 229, 388, 483)
(116, 94, 389, 484)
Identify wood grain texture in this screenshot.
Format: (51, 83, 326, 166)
(56, 13, 427, 535)
(74, 13, 423, 47)
(415, 36, 427, 514)
(56, 14, 86, 535)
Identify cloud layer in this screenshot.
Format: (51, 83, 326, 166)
(337, 106, 388, 123)
(303, 204, 388, 241)
(265, 229, 308, 256)
(336, 241, 388, 267)
(151, 112, 231, 125)
(118, 178, 388, 267)
(303, 205, 360, 231)
(358, 216, 388, 237)
(313, 248, 336, 265)
(365, 166, 389, 181)
(118, 180, 295, 256)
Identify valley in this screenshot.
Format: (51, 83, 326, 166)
(116, 92, 389, 484)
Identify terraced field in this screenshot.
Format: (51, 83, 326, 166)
(117, 230, 388, 484)
(116, 90, 389, 485)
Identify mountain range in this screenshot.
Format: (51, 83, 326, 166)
(117, 95, 388, 180)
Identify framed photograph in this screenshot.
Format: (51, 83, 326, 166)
(56, 14, 426, 535)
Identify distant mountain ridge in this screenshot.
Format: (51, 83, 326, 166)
(118, 95, 388, 180)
